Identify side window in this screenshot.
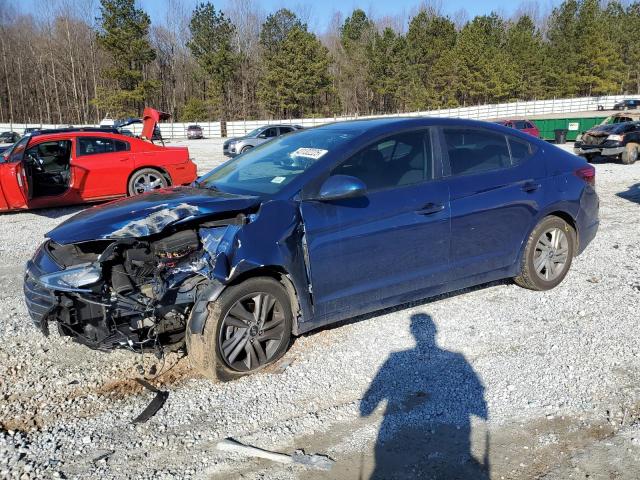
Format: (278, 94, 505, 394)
(443, 128, 510, 176)
(263, 127, 278, 138)
(114, 140, 130, 152)
(77, 137, 115, 156)
(25, 140, 72, 167)
(514, 121, 528, 130)
(525, 122, 535, 129)
(278, 127, 294, 135)
(508, 136, 538, 166)
(8, 136, 29, 163)
(331, 130, 431, 191)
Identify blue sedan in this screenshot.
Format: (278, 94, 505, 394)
(25, 118, 598, 379)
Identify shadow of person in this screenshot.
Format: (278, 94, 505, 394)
(360, 314, 489, 480)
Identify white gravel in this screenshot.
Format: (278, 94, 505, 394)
(0, 141, 639, 479)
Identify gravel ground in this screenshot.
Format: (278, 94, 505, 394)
(1, 141, 640, 479)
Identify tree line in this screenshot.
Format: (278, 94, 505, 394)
(1, 0, 639, 124)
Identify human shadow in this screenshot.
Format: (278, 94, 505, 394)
(360, 314, 489, 479)
(617, 183, 640, 205)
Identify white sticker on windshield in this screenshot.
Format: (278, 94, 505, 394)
(291, 147, 328, 160)
(271, 176, 286, 184)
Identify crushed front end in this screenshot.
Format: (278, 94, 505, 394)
(24, 224, 241, 353)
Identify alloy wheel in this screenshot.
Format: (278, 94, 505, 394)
(218, 293, 287, 372)
(533, 227, 569, 281)
(132, 172, 165, 194)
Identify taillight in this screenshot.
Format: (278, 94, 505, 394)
(575, 165, 595, 186)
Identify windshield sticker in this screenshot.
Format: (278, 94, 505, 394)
(290, 147, 328, 160)
(271, 176, 286, 184)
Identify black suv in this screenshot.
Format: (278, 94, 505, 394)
(613, 99, 640, 110)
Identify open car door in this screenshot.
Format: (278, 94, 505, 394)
(0, 137, 31, 210)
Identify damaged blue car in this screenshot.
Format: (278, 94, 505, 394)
(24, 118, 599, 380)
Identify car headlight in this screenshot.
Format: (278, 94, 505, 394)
(40, 263, 101, 292)
(606, 134, 624, 142)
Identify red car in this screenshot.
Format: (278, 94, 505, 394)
(0, 108, 197, 212)
(495, 119, 540, 138)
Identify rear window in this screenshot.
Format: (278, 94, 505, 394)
(508, 136, 538, 166)
(77, 137, 130, 156)
(443, 128, 511, 176)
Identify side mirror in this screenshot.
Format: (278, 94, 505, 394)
(257, 133, 267, 139)
(317, 175, 366, 201)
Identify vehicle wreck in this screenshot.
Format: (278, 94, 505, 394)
(24, 118, 599, 380)
(25, 188, 310, 357)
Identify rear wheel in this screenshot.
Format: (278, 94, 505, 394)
(186, 277, 293, 381)
(621, 143, 639, 165)
(514, 216, 575, 291)
(128, 168, 168, 196)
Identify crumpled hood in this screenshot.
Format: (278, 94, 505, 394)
(47, 187, 261, 244)
(586, 123, 625, 135)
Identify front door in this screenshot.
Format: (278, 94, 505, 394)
(300, 129, 450, 323)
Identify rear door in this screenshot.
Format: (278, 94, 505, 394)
(299, 129, 450, 322)
(440, 126, 545, 279)
(73, 136, 133, 198)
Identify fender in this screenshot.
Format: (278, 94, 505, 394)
(189, 200, 314, 336)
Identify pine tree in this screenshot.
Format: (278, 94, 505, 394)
(259, 9, 304, 56)
(93, 0, 157, 118)
(505, 15, 547, 100)
(187, 2, 238, 120)
(404, 11, 457, 110)
(258, 27, 331, 118)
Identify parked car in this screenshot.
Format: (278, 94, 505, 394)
(494, 119, 540, 138)
(0, 108, 197, 212)
(187, 124, 204, 139)
(0, 131, 20, 144)
(0, 144, 12, 155)
(223, 124, 303, 156)
(574, 121, 640, 164)
(613, 99, 640, 110)
(23, 128, 39, 135)
(24, 118, 598, 380)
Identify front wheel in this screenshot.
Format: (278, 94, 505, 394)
(621, 144, 638, 165)
(241, 145, 253, 154)
(514, 216, 575, 291)
(186, 277, 293, 381)
(128, 168, 168, 196)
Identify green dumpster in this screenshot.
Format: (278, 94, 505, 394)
(532, 117, 608, 141)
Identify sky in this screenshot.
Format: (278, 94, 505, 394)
(16, 0, 563, 32)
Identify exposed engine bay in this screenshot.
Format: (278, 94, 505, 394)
(34, 221, 243, 352)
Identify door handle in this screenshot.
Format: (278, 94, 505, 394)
(415, 202, 445, 215)
(522, 182, 541, 193)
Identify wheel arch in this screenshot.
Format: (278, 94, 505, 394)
(189, 265, 303, 338)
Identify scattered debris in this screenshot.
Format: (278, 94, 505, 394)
(216, 438, 335, 471)
(131, 378, 169, 424)
(91, 450, 114, 464)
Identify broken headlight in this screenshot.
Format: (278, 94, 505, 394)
(39, 263, 101, 292)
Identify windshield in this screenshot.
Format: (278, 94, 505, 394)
(5, 136, 29, 163)
(198, 128, 358, 195)
(244, 127, 264, 138)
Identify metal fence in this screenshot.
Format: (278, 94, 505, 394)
(0, 94, 636, 139)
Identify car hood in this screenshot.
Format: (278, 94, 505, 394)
(47, 187, 261, 244)
(586, 123, 628, 136)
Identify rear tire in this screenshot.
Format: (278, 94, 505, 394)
(186, 277, 293, 381)
(621, 143, 638, 165)
(514, 216, 575, 291)
(127, 168, 168, 196)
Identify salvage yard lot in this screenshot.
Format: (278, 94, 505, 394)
(0, 140, 639, 479)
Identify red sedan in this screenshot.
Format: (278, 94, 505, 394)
(0, 109, 197, 212)
(495, 119, 540, 138)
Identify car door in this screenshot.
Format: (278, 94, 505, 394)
(0, 137, 30, 210)
(299, 129, 450, 322)
(441, 126, 545, 280)
(73, 136, 133, 198)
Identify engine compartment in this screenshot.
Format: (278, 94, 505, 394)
(47, 228, 209, 352)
